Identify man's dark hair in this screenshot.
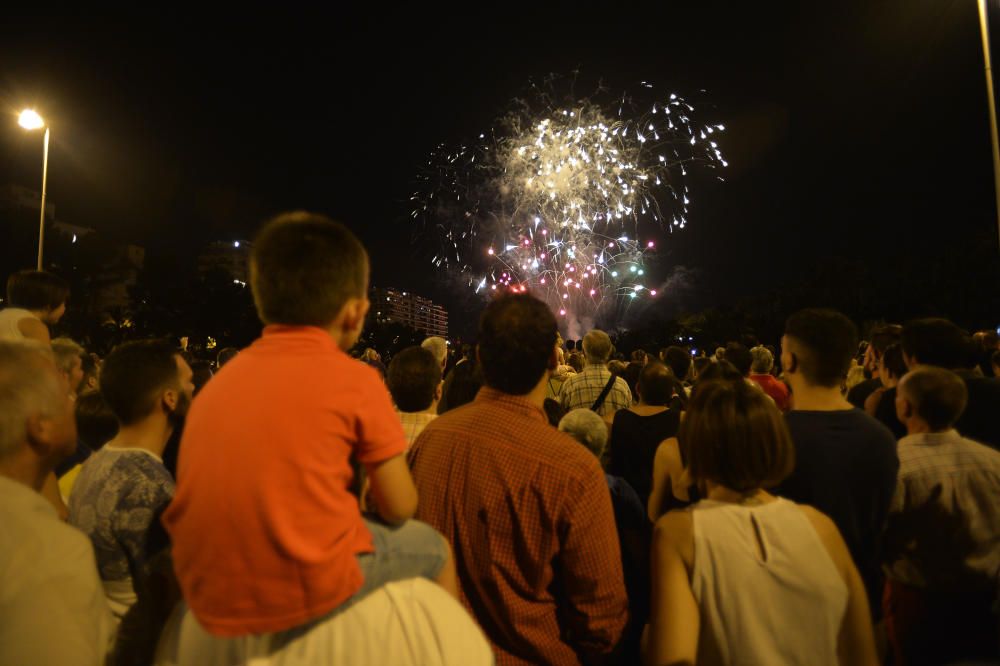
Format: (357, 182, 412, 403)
(251, 212, 368, 326)
(75, 390, 118, 450)
(696, 359, 744, 384)
(637, 361, 673, 406)
(692, 356, 712, 377)
(900, 318, 974, 370)
(387, 347, 442, 412)
(869, 324, 903, 359)
(881, 343, 908, 380)
(784, 309, 858, 388)
(100, 340, 181, 426)
(725, 342, 753, 377)
(899, 366, 968, 431)
(681, 379, 794, 492)
(663, 346, 692, 382)
(216, 347, 239, 368)
(6, 270, 69, 311)
(478, 294, 557, 395)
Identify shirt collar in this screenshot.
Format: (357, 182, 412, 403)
(0, 474, 56, 518)
(899, 429, 960, 446)
(258, 325, 343, 353)
(475, 386, 547, 423)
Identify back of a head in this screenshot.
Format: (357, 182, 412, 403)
(681, 378, 794, 493)
(880, 343, 908, 380)
(582, 329, 613, 364)
(784, 308, 858, 388)
(250, 212, 368, 326)
(899, 366, 968, 431)
(638, 361, 673, 406)
(420, 336, 449, 369)
(750, 346, 774, 374)
(692, 356, 712, 377)
(869, 324, 903, 358)
(664, 346, 692, 382)
(696, 359, 744, 384)
(900, 318, 974, 370)
(608, 359, 627, 376)
(101, 340, 181, 426)
(0, 341, 64, 459)
(478, 294, 557, 395)
(51, 337, 85, 375)
(387, 346, 442, 412)
(725, 342, 753, 377)
(567, 351, 584, 373)
(5, 269, 70, 311)
(558, 408, 609, 459)
(631, 349, 646, 364)
(75, 390, 119, 450)
(216, 347, 239, 368)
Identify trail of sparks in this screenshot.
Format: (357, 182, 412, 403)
(412, 80, 726, 320)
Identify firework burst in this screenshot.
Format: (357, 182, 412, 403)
(412, 78, 727, 323)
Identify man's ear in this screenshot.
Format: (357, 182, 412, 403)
(24, 413, 62, 459)
(434, 381, 443, 402)
(548, 345, 558, 371)
(787, 353, 798, 375)
(162, 387, 179, 413)
(902, 351, 917, 370)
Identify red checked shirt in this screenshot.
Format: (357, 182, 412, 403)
(408, 387, 628, 665)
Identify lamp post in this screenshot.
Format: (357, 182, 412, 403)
(18, 109, 49, 270)
(978, 0, 1000, 251)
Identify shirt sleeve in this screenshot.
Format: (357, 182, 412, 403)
(354, 368, 408, 465)
(556, 458, 629, 658)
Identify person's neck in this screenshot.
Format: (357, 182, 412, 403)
(705, 482, 774, 505)
(107, 416, 173, 458)
(789, 383, 852, 411)
(905, 419, 938, 436)
(0, 448, 50, 492)
(632, 402, 667, 414)
(522, 370, 551, 409)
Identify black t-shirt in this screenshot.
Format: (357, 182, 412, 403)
(872, 387, 907, 440)
(776, 409, 899, 621)
(608, 408, 681, 508)
(847, 377, 881, 409)
(955, 372, 1000, 452)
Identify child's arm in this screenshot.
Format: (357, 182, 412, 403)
(365, 454, 418, 525)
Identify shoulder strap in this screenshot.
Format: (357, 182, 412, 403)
(590, 374, 619, 412)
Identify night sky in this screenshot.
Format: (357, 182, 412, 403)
(1, 3, 997, 333)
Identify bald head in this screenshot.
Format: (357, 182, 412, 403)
(582, 329, 613, 364)
(897, 366, 968, 432)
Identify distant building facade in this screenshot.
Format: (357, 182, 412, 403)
(370, 287, 448, 338)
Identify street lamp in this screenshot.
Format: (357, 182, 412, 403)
(18, 109, 50, 270)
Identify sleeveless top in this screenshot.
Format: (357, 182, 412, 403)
(0, 308, 39, 341)
(690, 498, 847, 666)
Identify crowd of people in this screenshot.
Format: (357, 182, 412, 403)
(0, 210, 998, 666)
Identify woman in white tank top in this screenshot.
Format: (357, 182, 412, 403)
(646, 379, 878, 666)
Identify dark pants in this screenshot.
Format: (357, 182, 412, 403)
(884, 579, 999, 665)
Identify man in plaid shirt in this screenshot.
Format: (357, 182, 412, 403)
(559, 329, 632, 418)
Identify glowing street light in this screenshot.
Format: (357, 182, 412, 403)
(17, 109, 50, 270)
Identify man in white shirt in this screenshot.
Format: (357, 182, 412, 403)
(0, 340, 113, 665)
(387, 346, 442, 448)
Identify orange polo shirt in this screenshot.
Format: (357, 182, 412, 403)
(162, 325, 407, 636)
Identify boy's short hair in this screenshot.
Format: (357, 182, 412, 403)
(75, 390, 119, 450)
(250, 212, 368, 327)
(6, 270, 69, 311)
(387, 347, 442, 412)
(681, 379, 795, 492)
(784, 308, 858, 388)
(899, 366, 968, 431)
(100, 340, 182, 426)
(725, 343, 753, 376)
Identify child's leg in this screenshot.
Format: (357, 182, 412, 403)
(351, 518, 457, 604)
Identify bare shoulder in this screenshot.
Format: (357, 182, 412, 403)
(654, 509, 695, 567)
(655, 436, 680, 461)
(18, 317, 50, 343)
